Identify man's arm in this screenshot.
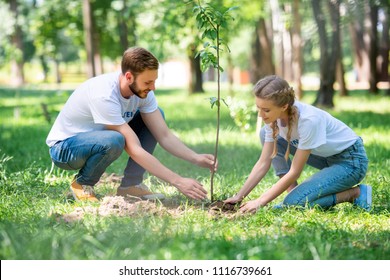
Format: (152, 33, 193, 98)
(141, 109, 216, 171)
(105, 122, 207, 200)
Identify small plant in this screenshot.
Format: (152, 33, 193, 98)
(225, 96, 257, 132)
(193, 1, 237, 202)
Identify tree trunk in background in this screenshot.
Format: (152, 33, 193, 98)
(118, 0, 129, 52)
(118, 0, 137, 52)
(349, 11, 369, 83)
(227, 53, 234, 96)
(270, 0, 283, 77)
(188, 43, 204, 94)
(312, 0, 341, 108)
(250, 18, 275, 85)
(54, 59, 61, 84)
(336, 3, 347, 96)
(367, 3, 379, 94)
(337, 57, 348, 96)
(93, 31, 103, 75)
(83, 0, 96, 78)
(378, 5, 389, 84)
(9, 0, 24, 86)
(291, 0, 303, 99)
(349, 1, 383, 94)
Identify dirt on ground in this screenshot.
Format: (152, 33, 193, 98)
(57, 173, 241, 223)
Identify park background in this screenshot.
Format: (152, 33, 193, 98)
(0, 0, 389, 260)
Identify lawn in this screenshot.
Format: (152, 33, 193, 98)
(0, 85, 389, 260)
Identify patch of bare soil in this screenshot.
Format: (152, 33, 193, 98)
(207, 200, 241, 218)
(57, 173, 241, 222)
(59, 196, 166, 223)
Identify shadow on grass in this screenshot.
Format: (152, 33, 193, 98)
(332, 110, 390, 129)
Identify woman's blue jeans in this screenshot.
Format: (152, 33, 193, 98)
(260, 127, 369, 208)
(49, 109, 163, 187)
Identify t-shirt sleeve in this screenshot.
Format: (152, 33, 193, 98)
(90, 96, 125, 125)
(264, 124, 274, 142)
(297, 116, 326, 150)
(139, 91, 158, 113)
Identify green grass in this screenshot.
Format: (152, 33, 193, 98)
(0, 85, 389, 260)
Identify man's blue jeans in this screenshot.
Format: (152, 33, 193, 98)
(49, 109, 163, 187)
(260, 127, 369, 208)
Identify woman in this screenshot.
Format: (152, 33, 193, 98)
(225, 75, 371, 213)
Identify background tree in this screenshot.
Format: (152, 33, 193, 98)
(83, 0, 96, 78)
(347, 0, 388, 95)
(152, 0, 206, 94)
(311, 0, 342, 108)
(290, 0, 303, 99)
(249, 3, 275, 84)
(8, 0, 25, 86)
(31, 0, 81, 83)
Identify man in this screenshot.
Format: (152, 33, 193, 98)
(46, 47, 216, 202)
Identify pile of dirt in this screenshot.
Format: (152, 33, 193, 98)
(209, 200, 240, 213)
(59, 196, 165, 223)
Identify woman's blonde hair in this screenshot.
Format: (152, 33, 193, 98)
(254, 75, 297, 160)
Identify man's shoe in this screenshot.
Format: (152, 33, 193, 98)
(70, 180, 99, 202)
(353, 184, 372, 211)
(116, 184, 165, 200)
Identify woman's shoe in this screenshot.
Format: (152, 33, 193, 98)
(353, 184, 372, 211)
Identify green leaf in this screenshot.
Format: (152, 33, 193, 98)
(221, 98, 229, 107)
(209, 97, 218, 108)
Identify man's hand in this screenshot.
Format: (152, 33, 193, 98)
(174, 178, 208, 200)
(194, 154, 218, 172)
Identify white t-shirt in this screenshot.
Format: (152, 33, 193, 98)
(264, 100, 358, 157)
(46, 72, 158, 147)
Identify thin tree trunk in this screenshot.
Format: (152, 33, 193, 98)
(10, 0, 24, 86)
(227, 53, 234, 95)
(55, 59, 61, 84)
(291, 0, 303, 99)
(93, 31, 103, 75)
(188, 43, 204, 94)
(312, 0, 341, 108)
(250, 18, 275, 84)
(83, 0, 96, 78)
(119, 0, 129, 52)
(367, 3, 379, 94)
(378, 6, 389, 83)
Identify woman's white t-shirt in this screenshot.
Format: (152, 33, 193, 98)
(263, 101, 358, 157)
(46, 72, 158, 147)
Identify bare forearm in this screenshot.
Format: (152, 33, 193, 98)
(258, 172, 300, 206)
(125, 145, 182, 187)
(236, 161, 270, 199)
(159, 134, 197, 164)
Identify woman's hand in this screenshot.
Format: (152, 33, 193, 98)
(224, 193, 244, 205)
(239, 198, 264, 214)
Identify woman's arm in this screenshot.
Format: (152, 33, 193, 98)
(224, 141, 274, 204)
(240, 148, 311, 213)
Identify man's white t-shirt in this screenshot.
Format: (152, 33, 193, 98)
(46, 72, 158, 147)
(264, 100, 358, 157)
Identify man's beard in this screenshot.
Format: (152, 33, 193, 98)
(129, 83, 148, 99)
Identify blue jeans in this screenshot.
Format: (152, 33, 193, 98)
(260, 127, 369, 208)
(49, 108, 164, 186)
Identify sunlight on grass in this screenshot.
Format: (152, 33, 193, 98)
(0, 86, 389, 260)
